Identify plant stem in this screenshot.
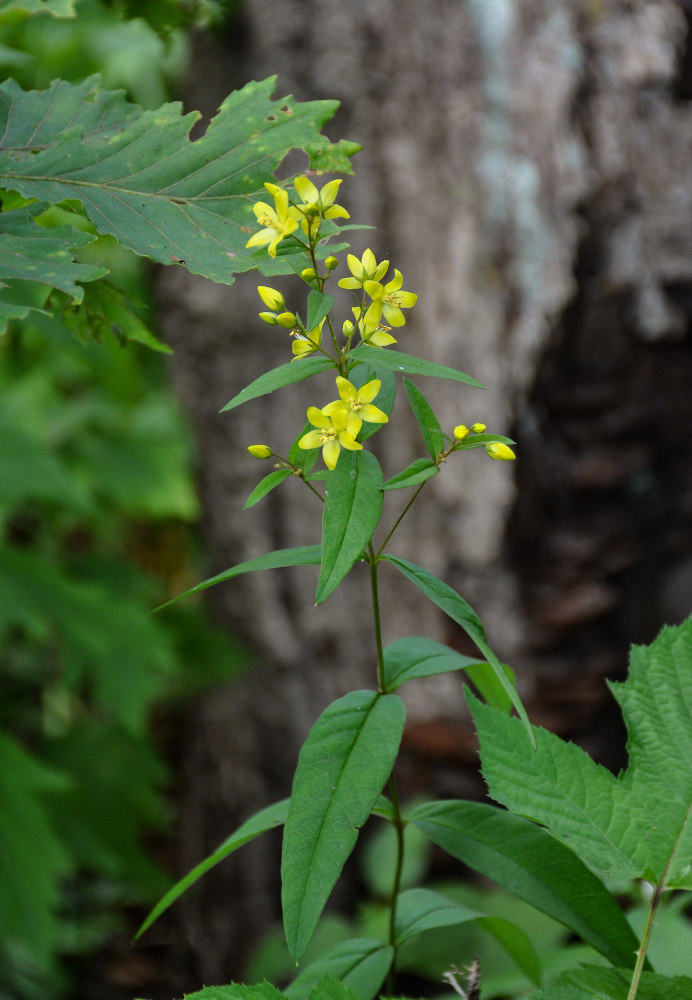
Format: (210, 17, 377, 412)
(626, 879, 664, 1000)
(386, 772, 405, 996)
(368, 544, 386, 691)
(376, 481, 427, 558)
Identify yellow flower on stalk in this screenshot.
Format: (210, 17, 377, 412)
(298, 406, 362, 470)
(352, 306, 397, 347)
(363, 269, 417, 327)
(322, 376, 388, 437)
(291, 321, 324, 359)
(246, 184, 300, 257)
(293, 176, 350, 222)
(338, 248, 389, 290)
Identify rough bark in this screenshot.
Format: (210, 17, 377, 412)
(155, 0, 692, 982)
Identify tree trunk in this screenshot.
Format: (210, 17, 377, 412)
(156, 0, 692, 982)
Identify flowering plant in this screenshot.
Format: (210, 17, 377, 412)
(139, 172, 692, 1000)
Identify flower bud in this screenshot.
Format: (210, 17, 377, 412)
(259, 311, 279, 325)
(301, 267, 317, 282)
(342, 320, 355, 337)
(257, 285, 285, 311)
(324, 255, 338, 270)
(453, 424, 470, 441)
(248, 444, 272, 459)
(471, 422, 486, 434)
(276, 311, 298, 328)
(486, 442, 516, 461)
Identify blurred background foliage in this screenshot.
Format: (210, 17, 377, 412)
(0, 2, 243, 997)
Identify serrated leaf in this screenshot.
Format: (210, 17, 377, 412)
(470, 617, 692, 888)
(348, 344, 485, 388)
(394, 888, 480, 946)
(182, 984, 286, 1000)
(0, 76, 357, 283)
(306, 291, 334, 331)
(51, 281, 171, 352)
(382, 555, 532, 741)
(382, 636, 484, 692)
(306, 976, 359, 1000)
(527, 967, 692, 1000)
(316, 450, 383, 604)
(409, 799, 641, 969)
(221, 356, 334, 412)
(244, 468, 293, 509)
(136, 799, 289, 939)
(403, 379, 445, 458)
(382, 458, 439, 490)
(284, 939, 394, 1000)
(281, 691, 405, 962)
(154, 545, 321, 612)
(0, 202, 105, 320)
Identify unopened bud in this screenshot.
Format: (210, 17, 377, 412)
(257, 285, 285, 311)
(248, 444, 272, 459)
(471, 423, 486, 434)
(259, 311, 279, 325)
(324, 255, 338, 270)
(453, 425, 470, 441)
(486, 442, 516, 461)
(301, 267, 317, 282)
(276, 311, 298, 328)
(342, 320, 355, 337)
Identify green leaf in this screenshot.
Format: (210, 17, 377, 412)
(348, 344, 485, 388)
(465, 661, 516, 713)
(382, 458, 438, 490)
(403, 379, 445, 458)
(0, 76, 357, 283)
(316, 450, 383, 605)
(306, 977, 359, 1000)
(182, 984, 286, 1000)
(284, 939, 394, 1000)
(0, 202, 106, 321)
(382, 636, 485, 692)
(0, 0, 77, 20)
(51, 281, 172, 352)
(470, 617, 692, 888)
(154, 546, 322, 612)
(0, 412, 88, 508)
(244, 468, 293, 509)
(475, 916, 542, 987)
(306, 291, 334, 331)
(382, 555, 532, 742)
(282, 690, 405, 962)
(525, 967, 692, 1000)
(409, 799, 641, 969)
(221, 356, 334, 412)
(394, 888, 480, 946)
(136, 798, 289, 940)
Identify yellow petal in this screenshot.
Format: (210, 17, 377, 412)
(299, 430, 324, 449)
(323, 439, 340, 469)
(294, 175, 319, 203)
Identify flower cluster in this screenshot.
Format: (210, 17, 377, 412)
(298, 377, 388, 470)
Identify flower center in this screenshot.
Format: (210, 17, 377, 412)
(321, 428, 337, 443)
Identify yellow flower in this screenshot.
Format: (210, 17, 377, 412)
(351, 306, 397, 347)
(293, 176, 350, 222)
(322, 376, 388, 437)
(486, 442, 516, 461)
(246, 184, 300, 257)
(298, 406, 362, 470)
(257, 285, 285, 311)
(291, 321, 324, 359)
(363, 269, 417, 327)
(338, 248, 389, 290)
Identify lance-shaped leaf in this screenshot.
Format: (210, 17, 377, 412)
(409, 799, 641, 969)
(394, 888, 481, 946)
(403, 379, 445, 459)
(0, 75, 359, 284)
(316, 450, 383, 604)
(222, 356, 334, 412)
(382, 555, 532, 741)
(306, 291, 334, 331)
(136, 799, 289, 939)
(470, 617, 692, 889)
(383, 458, 438, 491)
(282, 690, 405, 962)
(244, 468, 293, 509)
(284, 940, 394, 1000)
(382, 636, 485, 692)
(154, 545, 321, 612)
(348, 344, 485, 388)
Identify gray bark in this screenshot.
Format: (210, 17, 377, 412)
(156, 0, 692, 981)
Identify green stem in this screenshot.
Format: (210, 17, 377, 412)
(386, 772, 405, 996)
(368, 544, 386, 691)
(626, 879, 664, 1000)
(376, 481, 427, 559)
